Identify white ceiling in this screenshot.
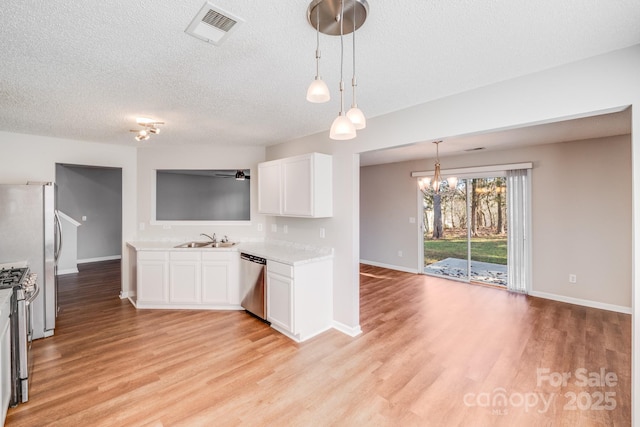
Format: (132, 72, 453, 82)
(1, 0, 639, 152)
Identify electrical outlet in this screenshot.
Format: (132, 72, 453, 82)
(82, 215, 87, 221)
(139, 222, 145, 231)
(398, 250, 403, 257)
(569, 274, 577, 283)
(257, 223, 263, 232)
(271, 224, 277, 233)
(163, 224, 171, 230)
(283, 225, 288, 234)
(319, 227, 325, 238)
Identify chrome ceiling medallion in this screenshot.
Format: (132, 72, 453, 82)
(307, 0, 369, 36)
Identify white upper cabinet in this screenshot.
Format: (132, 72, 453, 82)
(258, 152, 332, 218)
(257, 160, 282, 215)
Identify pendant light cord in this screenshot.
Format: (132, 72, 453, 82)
(351, 1, 357, 105)
(339, 0, 345, 114)
(315, 7, 321, 77)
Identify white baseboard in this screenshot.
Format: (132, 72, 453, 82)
(529, 291, 632, 314)
(332, 321, 362, 337)
(119, 290, 130, 299)
(57, 268, 79, 275)
(77, 255, 121, 264)
(360, 259, 418, 274)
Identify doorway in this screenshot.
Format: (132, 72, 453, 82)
(422, 176, 507, 286)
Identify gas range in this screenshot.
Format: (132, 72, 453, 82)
(0, 267, 37, 293)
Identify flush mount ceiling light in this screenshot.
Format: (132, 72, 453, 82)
(306, 0, 369, 140)
(130, 118, 164, 142)
(418, 141, 458, 194)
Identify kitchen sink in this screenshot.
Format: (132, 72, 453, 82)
(210, 242, 237, 248)
(174, 241, 211, 248)
(174, 241, 237, 248)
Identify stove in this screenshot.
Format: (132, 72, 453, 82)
(0, 266, 38, 406)
(0, 268, 28, 289)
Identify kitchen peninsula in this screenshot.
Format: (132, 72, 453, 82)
(126, 240, 334, 342)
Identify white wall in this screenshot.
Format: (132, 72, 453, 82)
(361, 135, 632, 310)
(0, 131, 137, 293)
(135, 144, 267, 243)
(266, 44, 640, 418)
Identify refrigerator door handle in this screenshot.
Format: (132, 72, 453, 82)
(54, 211, 63, 262)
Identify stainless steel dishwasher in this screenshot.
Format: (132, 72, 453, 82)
(240, 253, 268, 322)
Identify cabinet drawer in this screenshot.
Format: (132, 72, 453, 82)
(170, 251, 201, 261)
(202, 252, 234, 262)
(267, 260, 293, 278)
(137, 251, 168, 261)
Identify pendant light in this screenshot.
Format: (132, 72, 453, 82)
(420, 141, 458, 193)
(306, 6, 330, 103)
(306, 0, 368, 140)
(346, 1, 365, 130)
(329, 0, 356, 140)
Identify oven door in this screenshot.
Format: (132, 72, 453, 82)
(16, 284, 39, 404)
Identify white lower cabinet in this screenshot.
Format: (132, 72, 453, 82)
(137, 251, 169, 303)
(0, 296, 11, 425)
(266, 259, 332, 342)
(136, 250, 239, 309)
(201, 252, 239, 305)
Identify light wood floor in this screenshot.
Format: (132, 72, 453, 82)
(6, 261, 631, 426)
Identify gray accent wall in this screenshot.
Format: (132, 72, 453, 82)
(360, 135, 632, 309)
(56, 164, 122, 260)
(156, 170, 250, 221)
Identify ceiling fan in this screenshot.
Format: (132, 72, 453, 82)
(215, 170, 250, 180)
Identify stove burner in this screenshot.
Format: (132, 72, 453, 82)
(0, 267, 28, 289)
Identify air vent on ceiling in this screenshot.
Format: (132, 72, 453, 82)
(185, 2, 244, 46)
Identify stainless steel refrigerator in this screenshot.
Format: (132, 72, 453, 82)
(0, 183, 61, 339)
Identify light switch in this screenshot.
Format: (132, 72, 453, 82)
(82, 215, 87, 221)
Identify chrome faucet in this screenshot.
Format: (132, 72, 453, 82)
(200, 233, 217, 243)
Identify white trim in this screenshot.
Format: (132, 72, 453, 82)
(360, 259, 419, 274)
(127, 297, 137, 307)
(56, 268, 79, 275)
(332, 321, 363, 337)
(411, 162, 533, 178)
(135, 302, 243, 310)
(529, 291, 632, 314)
(77, 255, 121, 264)
(57, 210, 82, 226)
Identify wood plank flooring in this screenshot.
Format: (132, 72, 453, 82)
(6, 261, 631, 426)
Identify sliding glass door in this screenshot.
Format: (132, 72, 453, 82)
(422, 176, 507, 286)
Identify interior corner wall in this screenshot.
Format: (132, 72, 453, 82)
(265, 45, 640, 420)
(0, 131, 137, 294)
(360, 135, 632, 309)
(56, 164, 122, 261)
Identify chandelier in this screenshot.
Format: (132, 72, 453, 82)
(306, 0, 369, 140)
(419, 141, 458, 193)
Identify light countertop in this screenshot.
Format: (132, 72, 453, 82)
(127, 240, 333, 266)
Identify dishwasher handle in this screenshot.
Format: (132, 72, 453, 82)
(240, 253, 267, 264)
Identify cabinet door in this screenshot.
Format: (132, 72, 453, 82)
(201, 261, 229, 304)
(137, 258, 169, 303)
(258, 161, 282, 214)
(282, 156, 313, 216)
(0, 313, 10, 423)
(267, 272, 294, 333)
(169, 259, 200, 303)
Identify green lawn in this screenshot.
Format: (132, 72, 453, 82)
(424, 235, 507, 266)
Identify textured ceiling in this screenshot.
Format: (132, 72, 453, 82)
(1, 0, 639, 149)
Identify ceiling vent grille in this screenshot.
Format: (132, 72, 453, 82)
(185, 2, 244, 46)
